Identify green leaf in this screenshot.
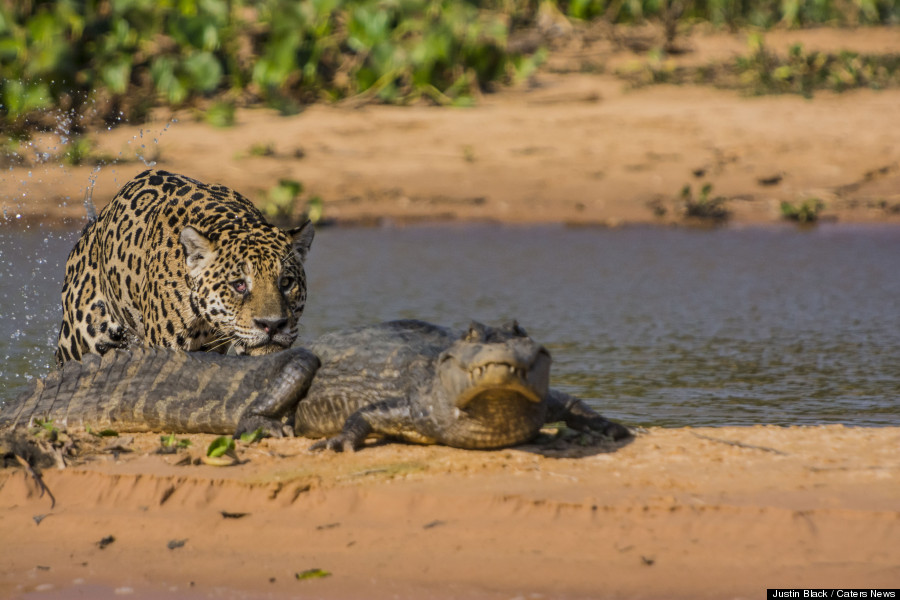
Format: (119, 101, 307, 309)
(205, 100, 235, 128)
(295, 568, 331, 580)
(206, 436, 235, 458)
(36, 419, 57, 433)
(183, 51, 222, 93)
(239, 427, 265, 444)
(101, 57, 132, 94)
(306, 196, 324, 224)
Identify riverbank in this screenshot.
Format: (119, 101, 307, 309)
(1, 425, 898, 599)
(2, 26, 900, 230)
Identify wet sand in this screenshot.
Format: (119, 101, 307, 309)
(1, 425, 898, 599)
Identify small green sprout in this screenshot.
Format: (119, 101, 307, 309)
(238, 428, 266, 445)
(295, 568, 331, 580)
(160, 433, 192, 448)
(206, 436, 235, 458)
(781, 198, 825, 223)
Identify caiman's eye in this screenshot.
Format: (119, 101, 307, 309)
(231, 279, 248, 295)
(279, 276, 295, 291)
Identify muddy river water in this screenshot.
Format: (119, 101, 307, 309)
(2, 223, 898, 427)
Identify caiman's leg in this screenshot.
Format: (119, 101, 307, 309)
(545, 389, 632, 441)
(309, 399, 419, 452)
(234, 350, 321, 438)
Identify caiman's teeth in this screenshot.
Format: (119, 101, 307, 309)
(469, 364, 528, 378)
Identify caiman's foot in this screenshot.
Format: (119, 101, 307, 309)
(234, 416, 293, 440)
(585, 416, 632, 441)
(309, 433, 361, 453)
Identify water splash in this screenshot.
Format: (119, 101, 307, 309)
(0, 103, 180, 404)
(84, 166, 101, 222)
(0, 228, 77, 399)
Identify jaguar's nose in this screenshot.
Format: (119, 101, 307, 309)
(253, 317, 288, 335)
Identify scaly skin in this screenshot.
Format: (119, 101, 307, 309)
(1, 320, 630, 451)
(0, 346, 319, 436)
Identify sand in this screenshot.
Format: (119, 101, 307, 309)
(1, 426, 898, 599)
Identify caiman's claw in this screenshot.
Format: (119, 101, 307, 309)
(582, 416, 632, 441)
(309, 434, 358, 453)
(233, 416, 292, 440)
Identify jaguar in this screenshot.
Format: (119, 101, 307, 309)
(55, 169, 314, 365)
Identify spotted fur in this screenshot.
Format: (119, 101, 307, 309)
(55, 169, 314, 365)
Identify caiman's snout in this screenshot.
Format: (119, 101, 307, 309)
(452, 344, 552, 408)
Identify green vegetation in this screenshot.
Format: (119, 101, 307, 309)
(681, 182, 729, 223)
(29, 418, 59, 440)
(618, 35, 900, 97)
(204, 99, 236, 128)
(86, 425, 120, 437)
(736, 36, 900, 97)
(238, 427, 266, 444)
(206, 435, 235, 457)
(159, 433, 192, 449)
(202, 434, 239, 465)
(781, 197, 825, 223)
(0, 0, 539, 135)
(261, 178, 304, 223)
(247, 141, 276, 157)
(259, 179, 327, 225)
(547, 0, 900, 27)
(295, 568, 331, 580)
(3, 1, 899, 137)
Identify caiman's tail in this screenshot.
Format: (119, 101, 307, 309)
(0, 348, 304, 435)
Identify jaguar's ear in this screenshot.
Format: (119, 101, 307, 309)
(180, 227, 215, 273)
(287, 219, 314, 262)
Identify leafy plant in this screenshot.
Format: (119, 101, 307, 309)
(206, 436, 235, 458)
(682, 183, 729, 223)
(0, 0, 545, 134)
(781, 198, 825, 223)
(62, 136, 97, 166)
(617, 35, 900, 97)
(305, 196, 325, 225)
(248, 142, 276, 157)
(204, 100, 236, 128)
(238, 427, 266, 444)
(27, 418, 57, 442)
(160, 433, 192, 449)
(202, 435, 238, 466)
(261, 178, 303, 223)
(4, 1, 900, 135)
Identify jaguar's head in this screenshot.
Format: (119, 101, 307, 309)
(180, 219, 314, 356)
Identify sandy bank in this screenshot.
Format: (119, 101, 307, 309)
(1, 425, 898, 599)
(3, 27, 900, 229)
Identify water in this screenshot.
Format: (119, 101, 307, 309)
(1, 223, 898, 428)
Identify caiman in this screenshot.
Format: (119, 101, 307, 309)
(0, 320, 630, 451)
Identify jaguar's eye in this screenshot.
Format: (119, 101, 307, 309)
(231, 279, 248, 295)
(279, 276, 295, 291)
